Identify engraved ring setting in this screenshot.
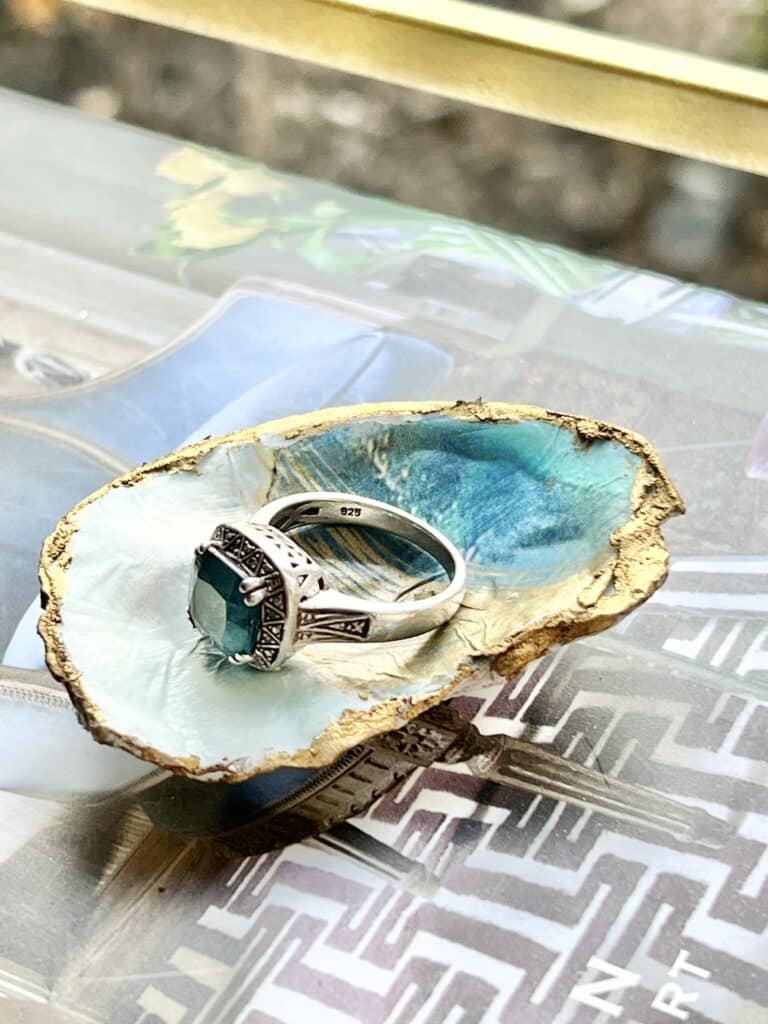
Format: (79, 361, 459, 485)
(188, 491, 467, 670)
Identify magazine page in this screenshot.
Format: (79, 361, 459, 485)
(1, 94, 767, 1024)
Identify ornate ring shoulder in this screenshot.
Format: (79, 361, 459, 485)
(188, 491, 467, 670)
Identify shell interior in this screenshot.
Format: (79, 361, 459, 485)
(42, 405, 677, 779)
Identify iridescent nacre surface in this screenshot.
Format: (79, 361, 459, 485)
(39, 402, 683, 780)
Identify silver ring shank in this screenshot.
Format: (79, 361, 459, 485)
(253, 491, 466, 644)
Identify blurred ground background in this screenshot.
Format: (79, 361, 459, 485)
(1, 0, 768, 298)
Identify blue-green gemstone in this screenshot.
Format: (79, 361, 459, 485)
(190, 550, 261, 657)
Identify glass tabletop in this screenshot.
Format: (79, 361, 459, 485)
(0, 90, 766, 1023)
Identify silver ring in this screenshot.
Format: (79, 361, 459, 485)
(188, 491, 467, 670)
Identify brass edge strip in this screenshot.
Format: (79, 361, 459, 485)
(69, 0, 768, 173)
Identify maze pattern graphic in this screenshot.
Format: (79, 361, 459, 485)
(3, 323, 765, 1023)
(110, 599, 768, 1024)
(2, 111, 768, 1024)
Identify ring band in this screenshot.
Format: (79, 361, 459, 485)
(189, 491, 466, 670)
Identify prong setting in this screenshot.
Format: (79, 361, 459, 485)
(190, 523, 296, 670)
(239, 576, 268, 607)
(228, 652, 254, 666)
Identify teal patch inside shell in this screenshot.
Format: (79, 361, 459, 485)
(272, 416, 640, 587)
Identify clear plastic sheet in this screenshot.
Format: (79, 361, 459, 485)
(1, 90, 767, 1022)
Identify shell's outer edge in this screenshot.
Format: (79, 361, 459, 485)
(37, 400, 684, 782)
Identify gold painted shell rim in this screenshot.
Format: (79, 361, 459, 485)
(38, 400, 684, 781)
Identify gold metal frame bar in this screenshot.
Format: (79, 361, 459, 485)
(70, 0, 768, 174)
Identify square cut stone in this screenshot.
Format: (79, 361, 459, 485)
(190, 549, 261, 657)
